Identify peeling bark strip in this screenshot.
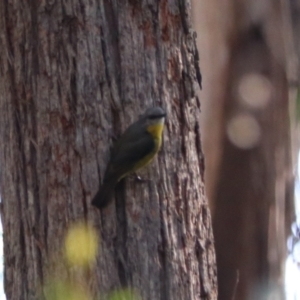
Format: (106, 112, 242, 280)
(0, 0, 217, 299)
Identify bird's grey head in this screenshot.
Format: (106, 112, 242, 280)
(142, 107, 166, 126)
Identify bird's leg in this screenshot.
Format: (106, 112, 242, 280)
(135, 172, 152, 183)
(128, 173, 150, 183)
(135, 173, 143, 182)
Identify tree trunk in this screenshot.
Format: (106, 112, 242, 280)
(213, 28, 291, 299)
(0, 0, 217, 299)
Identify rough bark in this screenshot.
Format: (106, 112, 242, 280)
(0, 0, 217, 299)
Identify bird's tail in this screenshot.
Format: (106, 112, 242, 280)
(91, 177, 118, 209)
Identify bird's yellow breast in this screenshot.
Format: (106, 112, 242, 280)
(146, 123, 164, 149)
(131, 123, 164, 172)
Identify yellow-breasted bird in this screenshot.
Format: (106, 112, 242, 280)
(92, 107, 166, 209)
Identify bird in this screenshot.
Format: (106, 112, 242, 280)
(92, 107, 166, 209)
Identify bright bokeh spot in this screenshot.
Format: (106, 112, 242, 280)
(285, 151, 300, 299)
(238, 73, 272, 109)
(293, 241, 300, 262)
(227, 114, 261, 149)
(64, 222, 98, 267)
(285, 255, 300, 300)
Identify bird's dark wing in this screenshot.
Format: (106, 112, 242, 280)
(113, 133, 155, 163)
(104, 133, 155, 179)
(111, 119, 145, 156)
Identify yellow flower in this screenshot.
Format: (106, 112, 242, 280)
(64, 222, 98, 266)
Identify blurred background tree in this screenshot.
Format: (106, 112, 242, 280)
(192, 0, 300, 299)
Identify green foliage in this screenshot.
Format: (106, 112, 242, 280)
(108, 289, 141, 300)
(44, 280, 89, 300)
